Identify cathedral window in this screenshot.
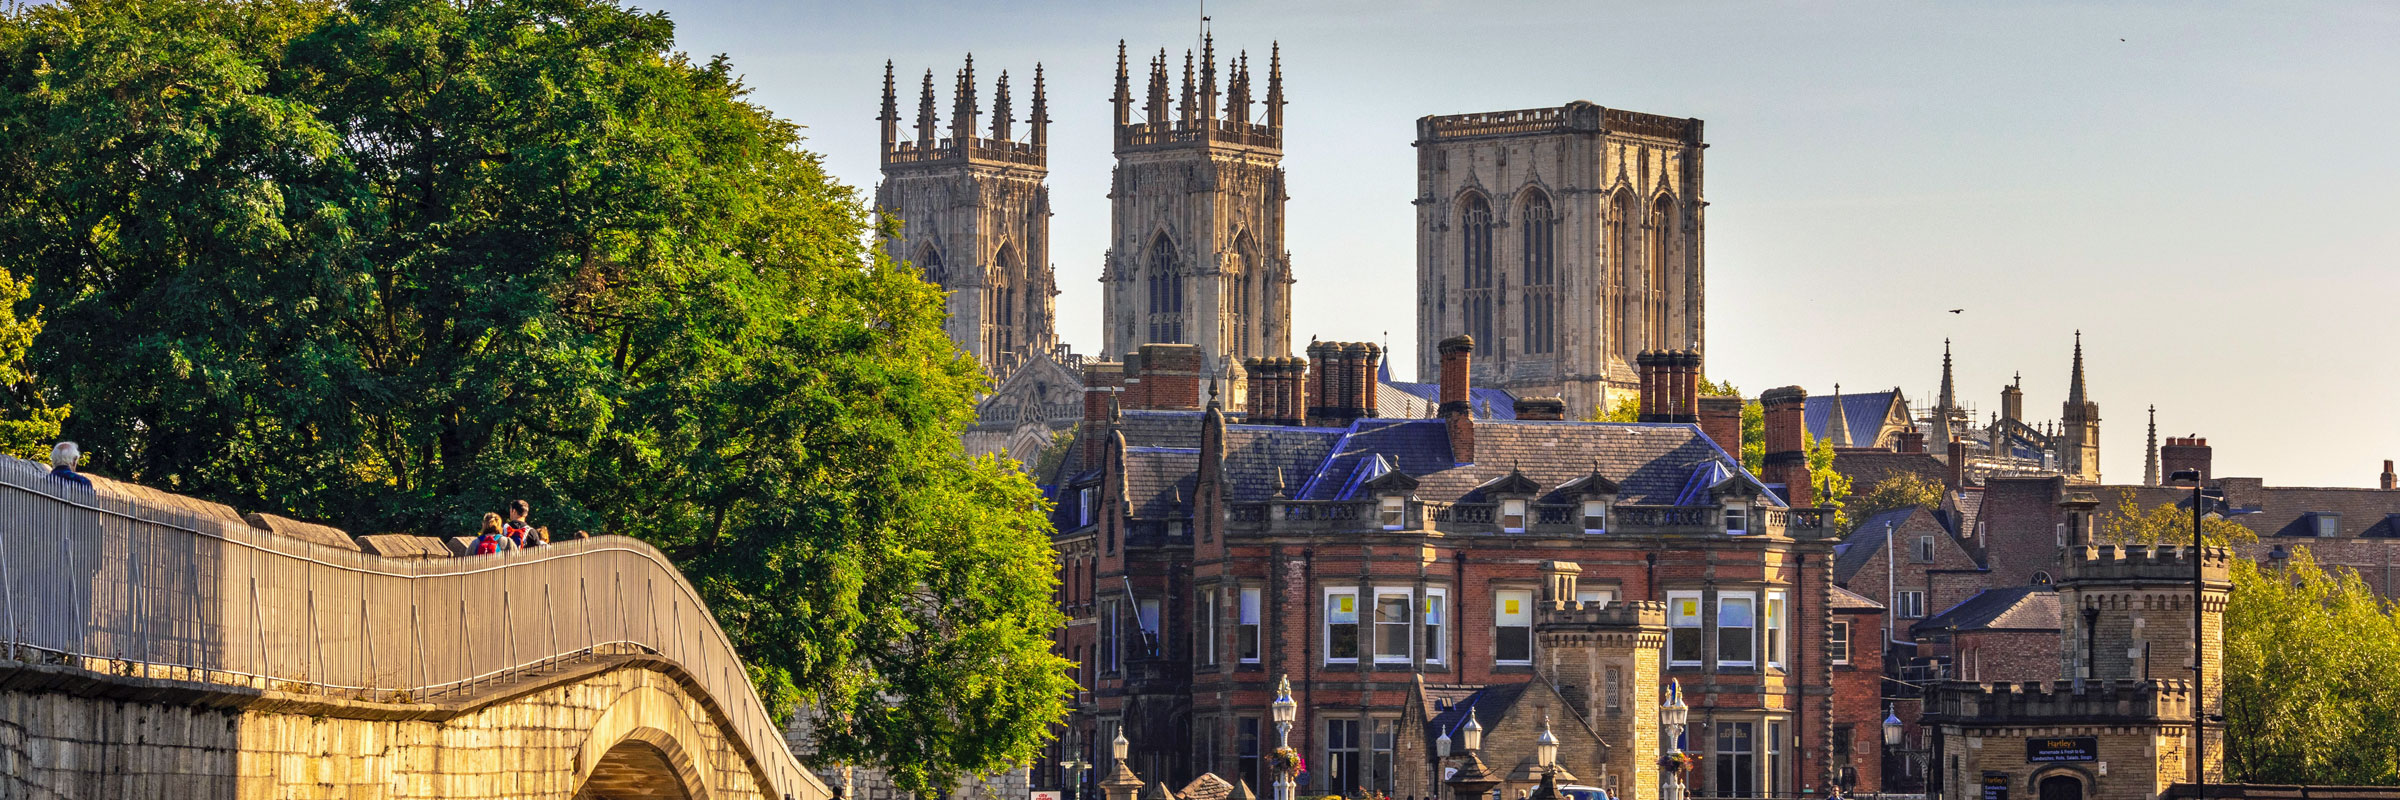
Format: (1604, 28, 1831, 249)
(1519, 191, 1556, 355)
(1234, 234, 1257, 359)
(1146, 236, 1182, 343)
(1460, 194, 1495, 356)
(1610, 189, 1638, 357)
(1647, 194, 1675, 350)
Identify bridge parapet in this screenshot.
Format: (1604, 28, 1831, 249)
(0, 455, 826, 800)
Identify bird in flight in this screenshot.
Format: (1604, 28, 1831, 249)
(1948, 308, 1964, 314)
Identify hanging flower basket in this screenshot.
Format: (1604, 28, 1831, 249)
(1268, 747, 1306, 775)
(1660, 750, 1702, 774)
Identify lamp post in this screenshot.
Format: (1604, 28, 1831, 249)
(1529, 716, 1563, 800)
(1445, 709, 1500, 800)
(1881, 708, 1903, 800)
(2169, 468, 2220, 796)
(1060, 754, 1094, 800)
(1273, 675, 1299, 800)
(1661, 679, 1690, 800)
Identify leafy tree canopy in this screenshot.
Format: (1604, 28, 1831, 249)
(2096, 489, 2258, 545)
(2225, 548, 2400, 784)
(0, 0, 1069, 790)
(1838, 473, 1944, 536)
(0, 268, 68, 459)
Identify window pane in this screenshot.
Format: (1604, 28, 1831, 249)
(1497, 589, 1533, 663)
(1375, 595, 1411, 660)
(1716, 721, 1756, 798)
(1328, 592, 1359, 660)
(1240, 587, 1263, 662)
(1720, 596, 1756, 664)
(1423, 592, 1446, 663)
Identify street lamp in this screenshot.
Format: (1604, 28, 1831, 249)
(1272, 675, 1299, 800)
(1059, 756, 1094, 800)
(1529, 716, 1563, 800)
(1462, 710, 1483, 752)
(1661, 679, 1690, 800)
(1882, 709, 1903, 748)
(1445, 708, 1500, 800)
(2170, 468, 2221, 796)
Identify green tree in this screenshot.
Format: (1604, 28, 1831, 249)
(2225, 548, 2400, 784)
(1838, 474, 1943, 535)
(2095, 489, 2258, 545)
(1807, 432, 1849, 522)
(1591, 390, 1642, 422)
(1030, 427, 1076, 479)
(0, 0, 1069, 790)
(0, 267, 68, 459)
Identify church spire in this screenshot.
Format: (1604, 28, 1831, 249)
(2067, 330, 2088, 405)
(916, 68, 937, 146)
(991, 70, 1012, 141)
(878, 60, 898, 156)
(2144, 405, 2160, 486)
(1932, 339, 1957, 446)
(1030, 64, 1049, 148)
(1265, 41, 1284, 132)
(1826, 384, 1853, 448)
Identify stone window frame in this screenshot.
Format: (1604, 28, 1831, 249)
(1493, 585, 1537, 666)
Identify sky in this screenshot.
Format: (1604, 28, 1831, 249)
(645, 0, 2400, 488)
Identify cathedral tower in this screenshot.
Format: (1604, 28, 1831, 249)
(1102, 37, 1292, 377)
(1413, 102, 1705, 417)
(2059, 332, 2102, 483)
(878, 56, 1057, 377)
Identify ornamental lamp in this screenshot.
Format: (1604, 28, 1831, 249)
(1272, 675, 1298, 726)
(1436, 729, 1452, 758)
(1460, 709, 1484, 752)
(1112, 730, 1130, 761)
(1660, 680, 1689, 729)
(1882, 710, 1904, 747)
(1535, 716, 1559, 769)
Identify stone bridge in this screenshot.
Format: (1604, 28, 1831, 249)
(0, 457, 832, 800)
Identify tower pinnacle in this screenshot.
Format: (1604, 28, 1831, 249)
(2144, 405, 2160, 486)
(1932, 338, 1957, 446)
(878, 61, 898, 155)
(2068, 330, 2087, 405)
(916, 69, 937, 145)
(1030, 63, 1049, 148)
(1826, 384, 1853, 448)
(991, 70, 1012, 140)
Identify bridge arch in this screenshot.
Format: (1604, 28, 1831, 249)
(576, 684, 716, 799)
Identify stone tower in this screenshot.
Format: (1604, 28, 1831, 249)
(1413, 101, 1706, 417)
(2059, 332, 2101, 483)
(1535, 562, 1666, 800)
(878, 56, 1057, 377)
(1102, 37, 1291, 374)
(2055, 543, 2230, 778)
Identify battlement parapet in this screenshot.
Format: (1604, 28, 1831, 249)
(1930, 679, 2196, 723)
(2064, 543, 2231, 586)
(1536, 599, 1666, 629)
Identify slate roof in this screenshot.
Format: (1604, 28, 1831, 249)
(1912, 586, 2060, 636)
(2094, 480, 2400, 541)
(1124, 447, 1201, 519)
(1830, 585, 1885, 612)
(1382, 380, 1519, 421)
(1833, 508, 1923, 584)
(1291, 419, 1778, 507)
(1832, 451, 1945, 494)
(1805, 390, 1903, 448)
(1421, 682, 1531, 756)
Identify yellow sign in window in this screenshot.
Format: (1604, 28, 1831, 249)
(1504, 598, 1521, 615)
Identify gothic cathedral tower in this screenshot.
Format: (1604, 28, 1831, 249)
(1413, 103, 1705, 417)
(1101, 37, 1292, 373)
(2060, 332, 2102, 483)
(877, 57, 1057, 377)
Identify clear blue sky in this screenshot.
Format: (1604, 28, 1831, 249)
(649, 0, 2399, 488)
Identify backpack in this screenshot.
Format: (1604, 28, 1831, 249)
(473, 533, 500, 555)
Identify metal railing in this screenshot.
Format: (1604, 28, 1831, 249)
(0, 456, 827, 800)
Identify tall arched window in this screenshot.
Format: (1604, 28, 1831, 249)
(993, 244, 1018, 360)
(1461, 193, 1494, 355)
(1609, 190, 1637, 357)
(1232, 232, 1256, 360)
(915, 243, 947, 287)
(1519, 190, 1556, 355)
(1648, 195, 1675, 350)
(1147, 236, 1182, 343)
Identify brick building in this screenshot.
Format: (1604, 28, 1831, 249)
(1043, 338, 1847, 800)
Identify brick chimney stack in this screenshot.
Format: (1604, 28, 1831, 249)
(2383, 460, 2396, 491)
(2162, 436, 2212, 484)
(1698, 395, 1745, 455)
(1679, 351, 1701, 423)
(1636, 350, 1702, 423)
(1242, 356, 1307, 426)
(1760, 386, 1811, 508)
(1896, 424, 1928, 455)
(1514, 396, 1567, 421)
(1439, 335, 1476, 464)
(1124, 343, 1205, 410)
(1304, 341, 1329, 424)
(1082, 362, 1126, 465)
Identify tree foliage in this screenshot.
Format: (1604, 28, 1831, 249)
(0, 268, 68, 459)
(0, 0, 1069, 790)
(1838, 474, 1943, 536)
(2095, 489, 2258, 545)
(2225, 548, 2400, 784)
(1807, 431, 1849, 520)
(1592, 390, 1641, 423)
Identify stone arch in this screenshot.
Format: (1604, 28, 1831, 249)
(913, 242, 948, 287)
(1608, 187, 1638, 360)
(575, 684, 716, 800)
(1145, 231, 1182, 343)
(1645, 191, 1679, 351)
(1515, 187, 1557, 356)
(993, 241, 1021, 360)
(2031, 765, 2095, 800)
(1457, 190, 1496, 358)
(1229, 229, 1259, 360)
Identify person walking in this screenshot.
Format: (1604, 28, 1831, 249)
(503, 500, 536, 548)
(48, 442, 92, 489)
(471, 513, 511, 555)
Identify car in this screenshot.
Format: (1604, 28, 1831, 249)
(1563, 785, 1611, 800)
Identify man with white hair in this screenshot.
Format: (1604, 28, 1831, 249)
(49, 441, 91, 489)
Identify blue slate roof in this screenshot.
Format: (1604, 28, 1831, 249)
(1805, 390, 1903, 448)
(1382, 380, 1519, 421)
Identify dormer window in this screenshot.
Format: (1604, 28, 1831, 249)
(1380, 496, 1406, 530)
(1501, 499, 1528, 533)
(1724, 504, 1749, 535)
(1078, 487, 1095, 527)
(1582, 500, 1607, 534)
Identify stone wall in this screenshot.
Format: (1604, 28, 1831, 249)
(0, 656, 779, 800)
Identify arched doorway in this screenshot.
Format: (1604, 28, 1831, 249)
(2038, 774, 2084, 800)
